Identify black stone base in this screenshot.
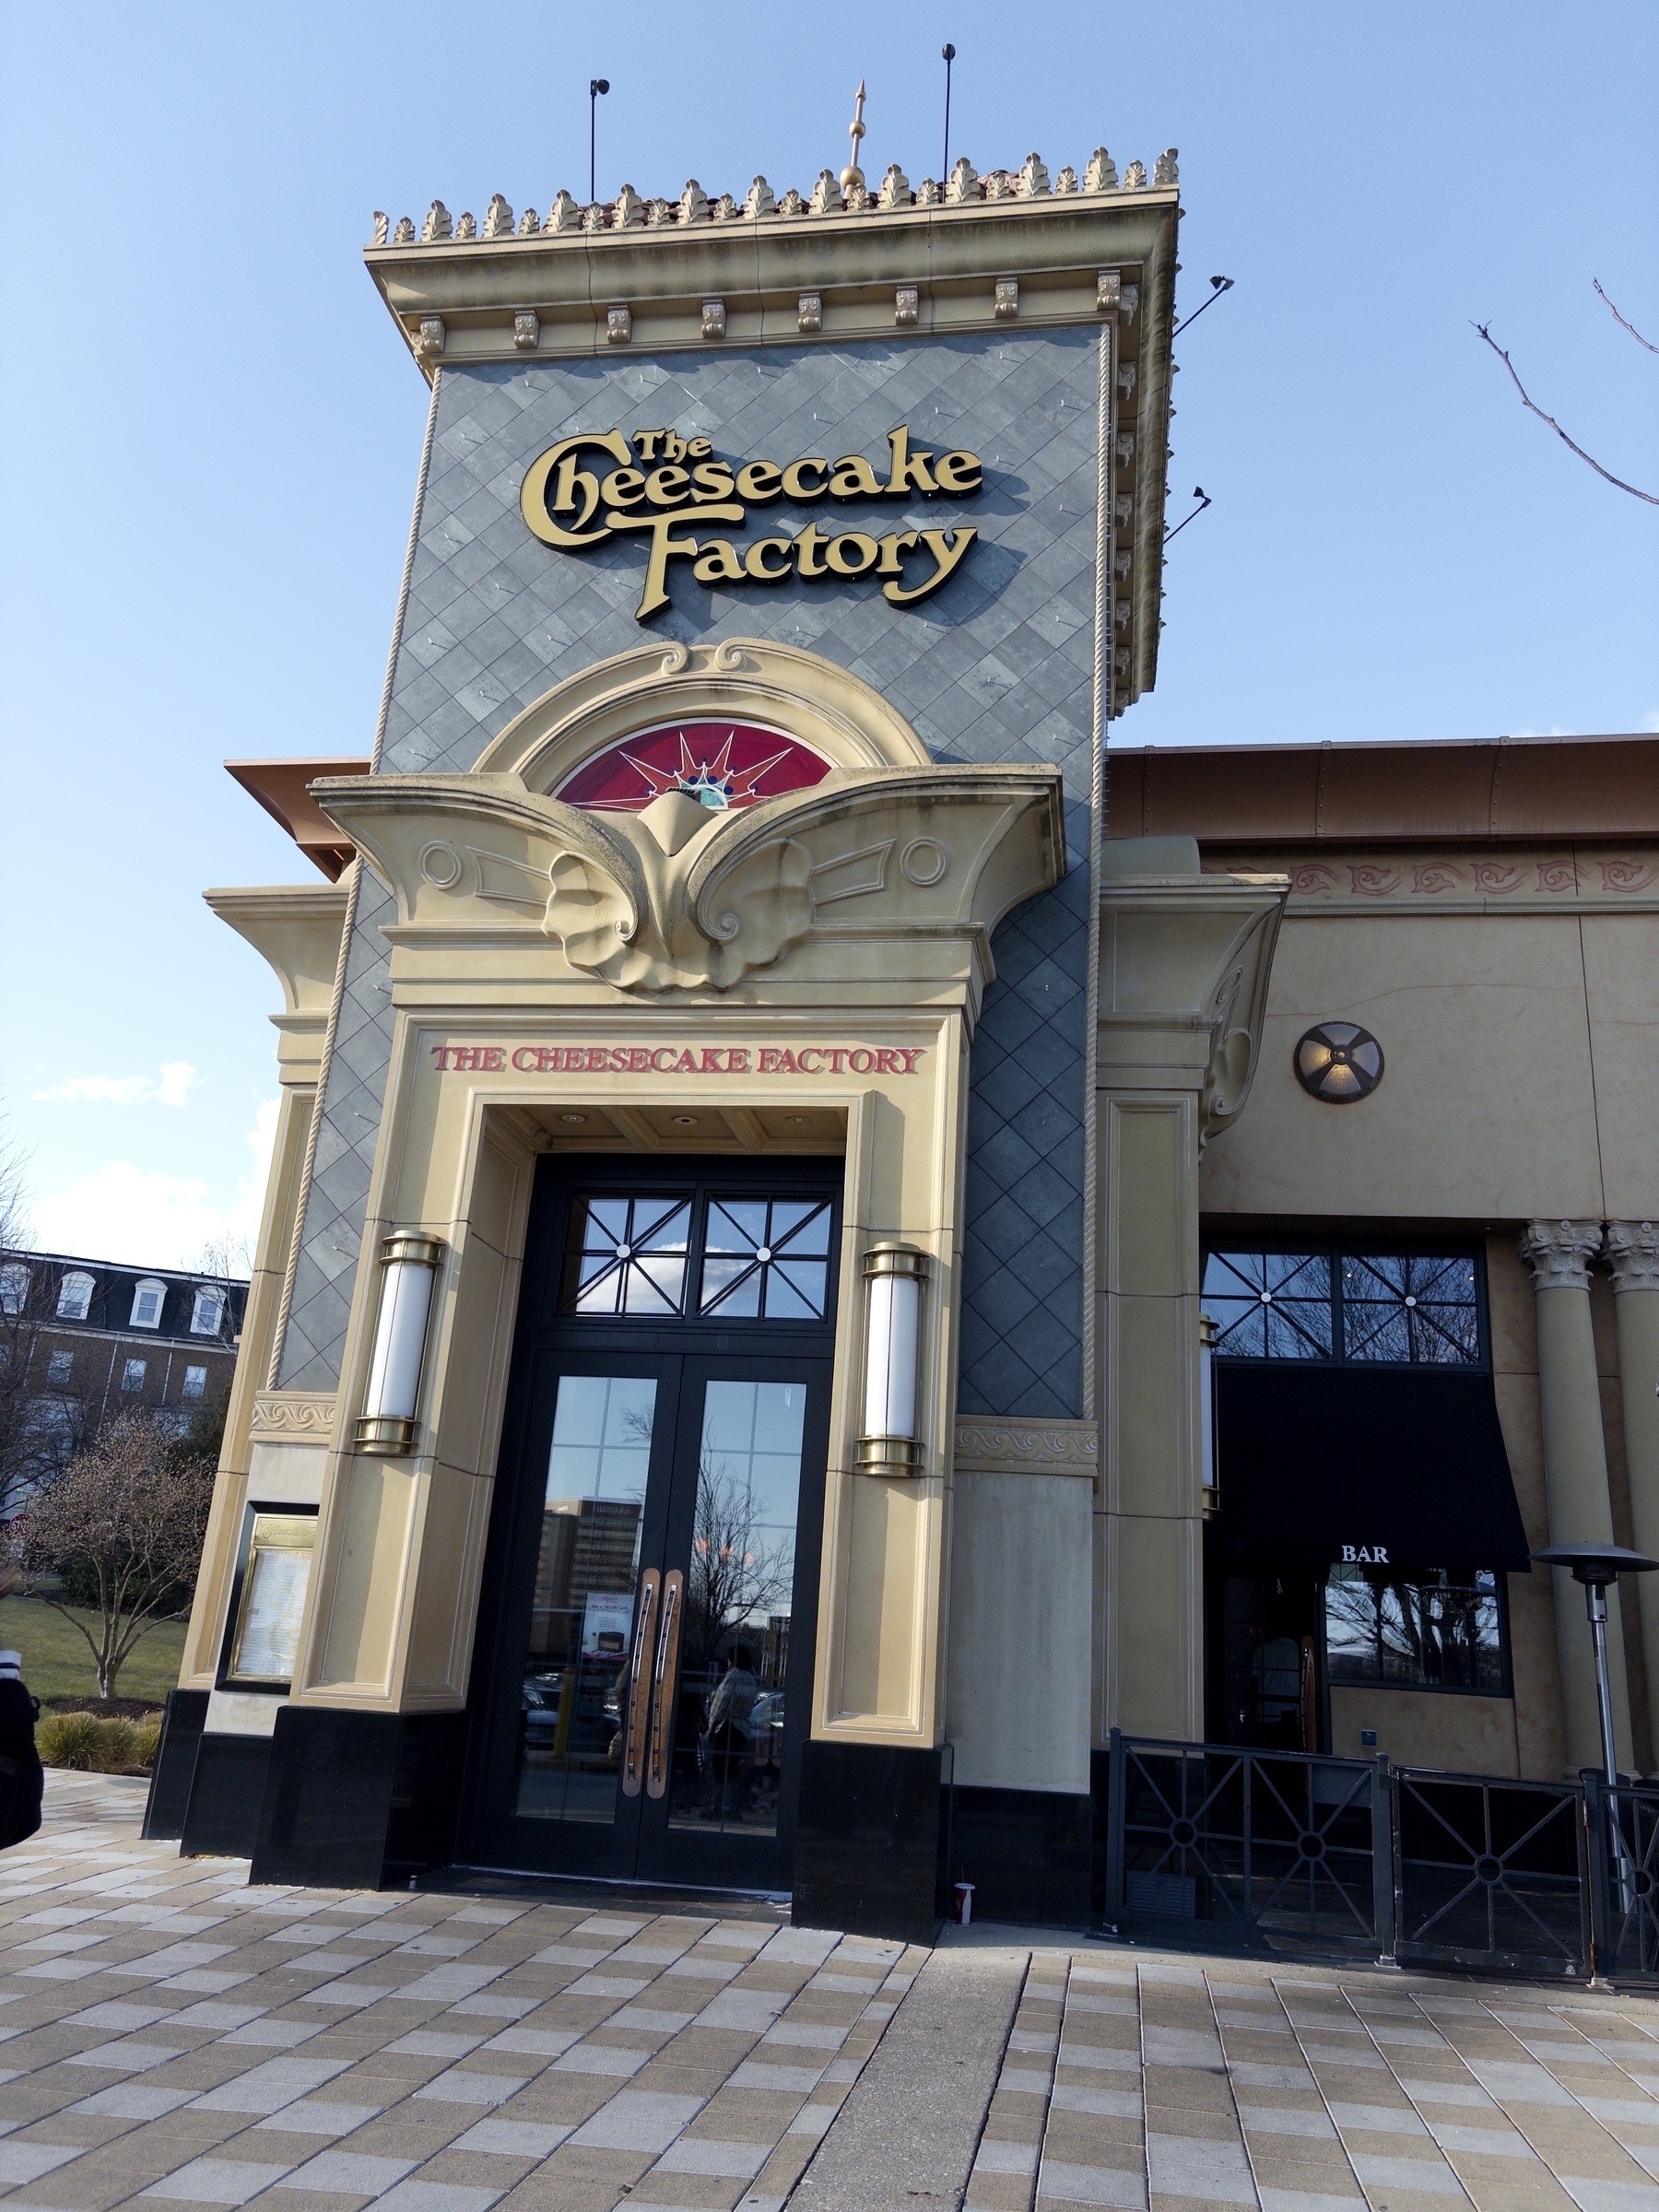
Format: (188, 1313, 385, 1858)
(142, 1689, 208, 1841)
(182, 1732, 273, 1859)
(250, 1708, 468, 1890)
(945, 1783, 1093, 1929)
(792, 1740, 947, 1947)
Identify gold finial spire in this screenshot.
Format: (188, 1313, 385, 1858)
(841, 80, 867, 191)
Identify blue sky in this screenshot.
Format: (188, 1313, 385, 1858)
(2, 0, 1654, 1272)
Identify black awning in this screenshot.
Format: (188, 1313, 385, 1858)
(1213, 1363, 1530, 1571)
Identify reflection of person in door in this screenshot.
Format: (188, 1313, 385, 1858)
(701, 1642, 759, 1815)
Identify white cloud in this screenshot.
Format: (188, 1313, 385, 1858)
(30, 1098, 279, 1272)
(31, 1060, 201, 1109)
(1642, 709, 1659, 734)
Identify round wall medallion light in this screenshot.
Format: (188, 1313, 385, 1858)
(1294, 1021, 1383, 1103)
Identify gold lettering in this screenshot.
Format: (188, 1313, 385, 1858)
(882, 524, 979, 606)
(685, 436, 712, 460)
(825, 531, 878, 576)
(781, 456, 830, 500)
(744, 537, 794, 582)
(794, 521, 830, 578)
(690, 460, 736, 502)
(830, 454, 884, 499)
(552, 455, 601, 532)
(885, 426, 938, 497)
(691, 538, 745, 583)
(736, 460, 783, 502)
(632, 430, 665, 461)
(876, 529, 918, 574)
(609, 504, 745, 618)
(645, 465, 691, 509)
(519, 430, 632, 548)
(601, 466, 647, 512)
(661, 431, 687, 463)
(934, 449, 983, 495)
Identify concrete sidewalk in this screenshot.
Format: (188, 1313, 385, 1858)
(6, 1776, 1659, 2212)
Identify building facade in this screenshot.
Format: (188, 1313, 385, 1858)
(0, 1252, 245, 1500)
(145, 136, 1659, 1941)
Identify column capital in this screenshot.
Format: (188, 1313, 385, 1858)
(1606, 1220, 1659, 1294)
(1519, 1218, 1604, 1292)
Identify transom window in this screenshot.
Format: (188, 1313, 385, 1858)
(559, 1186, 836, 1324)
(1202, 1244, 1482, 1367)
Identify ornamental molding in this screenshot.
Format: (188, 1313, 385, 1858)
(1606, 1222, 1659, 1295)
(1518, 1219, 1604, 1293)
(250, 1393, 337, 1440)
(1205, 847, 1659, 914)
(953, 1417, 1100, 1477)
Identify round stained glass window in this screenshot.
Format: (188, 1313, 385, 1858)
(554, 721, 833, 814)
(1295, 1021, 1383, 1103)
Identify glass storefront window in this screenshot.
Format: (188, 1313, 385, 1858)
(1202, 1242, 1483, 1367)
(1324, 1564, 1505, 1692)
(668, 1378, 806, 1838)
(517, 1373, 655, 1820)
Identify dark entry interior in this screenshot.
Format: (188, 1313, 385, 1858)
(460, 1154, 841, 1898)
(1206, 1550, 1324, 1752)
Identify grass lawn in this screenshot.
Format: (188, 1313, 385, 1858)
(0, 1595, 186, 1708)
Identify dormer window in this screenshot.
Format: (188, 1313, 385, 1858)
(130, 1278, 167, 1330)
(190, 1287, 226, 1336)
(56, 1271, 94, 1322)
(0, 1264, 28, 1316)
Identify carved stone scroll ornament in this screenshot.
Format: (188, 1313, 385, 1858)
(953, 1417, 1099, 1477)
(250, 1394, 337, 1439)
(311, 757, 1063, 999)
(1519, 1218, 1604, 1293)
(1606, 1222, 1659, 1294)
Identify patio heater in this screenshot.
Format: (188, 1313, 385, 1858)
(1532, 1544, 1659, 1791)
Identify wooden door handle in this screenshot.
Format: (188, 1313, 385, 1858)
(619, 1568, 660, 1799)
(646, 1569, 684, 1801)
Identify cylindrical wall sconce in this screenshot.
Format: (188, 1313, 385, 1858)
(354, 1230, 445, 1456)
(855, 1241, 929, 1475)
(1198, 1310, 1219, 1517)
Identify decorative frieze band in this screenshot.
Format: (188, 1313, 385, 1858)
(250, 1394, 338, 1441)
(953, 1418, 1100, 1477)
(1206, 847, 1659, 913)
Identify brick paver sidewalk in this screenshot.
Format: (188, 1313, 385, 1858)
(7, 1774, 1659, 2212)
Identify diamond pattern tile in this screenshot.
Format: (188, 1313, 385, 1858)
(279, 330, 1103, 1412)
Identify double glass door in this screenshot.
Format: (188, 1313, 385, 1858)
(467, 1163, 838, 1895)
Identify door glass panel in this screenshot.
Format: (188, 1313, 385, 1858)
(700, 1198, 833, 1321)
(560, 1196, 691, 1316)
(669, 1380, 806, 1836)
(517, 1374, 656, 1821)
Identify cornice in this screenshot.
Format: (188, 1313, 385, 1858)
(1206, 845, 1659, 918)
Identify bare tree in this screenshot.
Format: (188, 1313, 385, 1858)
(11, 1413, 214, 1701)
(1476, 279, 1657, 504)
(684, 1465, 794, 1673)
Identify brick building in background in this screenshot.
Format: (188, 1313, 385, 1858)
(0, 1252, 247, 1497)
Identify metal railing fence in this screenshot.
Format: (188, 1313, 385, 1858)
(1099, 1731, 1659, 1982)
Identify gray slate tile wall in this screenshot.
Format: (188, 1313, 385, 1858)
(278, 329, 1103, 1418)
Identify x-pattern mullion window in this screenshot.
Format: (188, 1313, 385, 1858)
(1202, 1241, 1482, 1367)
(558, 1188, 834, 1324)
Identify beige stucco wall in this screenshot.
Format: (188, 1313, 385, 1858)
(1199, 878, 1659, 1783)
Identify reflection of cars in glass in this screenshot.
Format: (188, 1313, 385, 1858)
(748, 1691, 784, 1771)
(521, 1658, 629, 1762)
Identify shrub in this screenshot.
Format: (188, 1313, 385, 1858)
(36, 1712, 155, 1772)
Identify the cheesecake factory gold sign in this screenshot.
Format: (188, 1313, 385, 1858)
(519, 426, 981, 621)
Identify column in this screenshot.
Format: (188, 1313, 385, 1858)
(1606, 1221, 1659, 1773)
(1519, 1218, 1634, 1774)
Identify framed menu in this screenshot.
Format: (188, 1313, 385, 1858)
(225, 1512, 316, 1686)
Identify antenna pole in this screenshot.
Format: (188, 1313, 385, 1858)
(589, 77, 609, 205)
(941, 45, 956, 182)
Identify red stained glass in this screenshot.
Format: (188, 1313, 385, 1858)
(554, 722, 833, 815)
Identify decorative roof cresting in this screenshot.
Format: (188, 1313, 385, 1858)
(370, 145, 1177, 250)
